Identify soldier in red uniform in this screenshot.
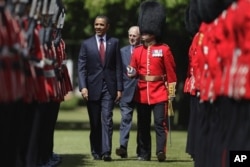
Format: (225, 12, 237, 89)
(36, 2, 71, 166)
(184, 0, 203, 161)
(127, 0, 177, 162)
(192, 1, 241, 167)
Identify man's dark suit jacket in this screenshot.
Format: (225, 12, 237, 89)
(120, 45, 137, 103)
(78, 35, 123, 100)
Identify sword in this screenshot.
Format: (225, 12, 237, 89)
(168, 99, 174, 147)
(167, 82, 176, 147)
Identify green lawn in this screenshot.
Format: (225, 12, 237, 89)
(54, 105, 194, 167)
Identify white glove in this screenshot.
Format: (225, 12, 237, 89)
(127, 66, 136, 77)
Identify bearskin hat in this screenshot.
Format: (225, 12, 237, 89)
(197, 0, 236, 23)
(223, 0, 237, 8)
(197, 0, 224, 23)
(138, 0, 166, 41)
(184, 0, 202, 37)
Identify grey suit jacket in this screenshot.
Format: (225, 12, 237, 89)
(120, 45, 137, 103)
(78, 35, 123, 100)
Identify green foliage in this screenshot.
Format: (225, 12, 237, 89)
(83, 0, 141, 17)
(60, 95, 81, 110)
(62, 0, 188, 45)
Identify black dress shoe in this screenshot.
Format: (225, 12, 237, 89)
(115, 147, 128, 158)
(137, 156, 151, 161)
(93, 154, 101, 160)
(157, 152, 166, 162)
(103, 154, 112, 161)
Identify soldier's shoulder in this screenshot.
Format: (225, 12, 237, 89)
(135, 44, 143, 48)
(157, 43, 170, 48)
(161, 43, 169, 46)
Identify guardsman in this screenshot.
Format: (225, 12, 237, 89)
(190, 0, 248, 167)
(0, 2, 27, 166)
(36, 1, 72, 166)
(184, 0, 203, 161)
(127, 0, 177, 162)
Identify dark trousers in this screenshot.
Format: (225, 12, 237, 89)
(219, 98, 250, 167)
(186, 95, 201, 160)
(9, 102, 39, 167)
(0, 101, 27, 167)
(118, 101, 135, 148)
(37, 101, 60, 164)
(87, 82, 114, 157)
(136, 102, 168, 159)
(194, 97, 250, 167)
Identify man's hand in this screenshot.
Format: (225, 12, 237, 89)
(81, 88, 88, 100)
(164, 81, 168, 89)
(127, 66, 136, 77)
(115, 91, 122, 104)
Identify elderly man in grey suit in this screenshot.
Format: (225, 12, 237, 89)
(78, 15, 123, 161)
(116, 26, 140, 158)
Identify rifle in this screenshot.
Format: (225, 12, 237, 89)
(53, 0, 65, 47)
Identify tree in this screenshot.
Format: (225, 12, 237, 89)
(62, 0, 188, 46)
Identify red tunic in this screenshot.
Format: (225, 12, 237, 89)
(214, 3, 237, 98)
(198, 22, 214, 102)
(129, 44, 177, 104)
(232, 0, 250, 99)
(184, 32, 204, 95)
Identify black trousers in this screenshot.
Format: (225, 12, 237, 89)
(136, 102, 168, 159)
(37, 101, 60, 164)
(194, 97, 250, 167)
(186, 95, 201, 160)
(0, 101, 27, 167)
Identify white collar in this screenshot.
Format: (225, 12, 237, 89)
(96, 34, 106, 42)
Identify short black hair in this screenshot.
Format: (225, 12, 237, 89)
(95, 15, 110, 25)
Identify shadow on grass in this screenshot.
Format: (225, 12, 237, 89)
(55, 121, 90, 130)
(113, 156, 193, 163)
(58, 154, 96, 167)
(166, 159, 193, 163)
(55, 117, 180, 131)
(55, 121, 138, 131)
(58, 154, 193, 166)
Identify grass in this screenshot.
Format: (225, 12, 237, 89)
(54, 104, 194, 167)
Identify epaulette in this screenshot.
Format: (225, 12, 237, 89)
(134, 44, 143, 48)
(161, 43, 170, 47)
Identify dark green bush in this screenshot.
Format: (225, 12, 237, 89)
(60, 95, 82, 110)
